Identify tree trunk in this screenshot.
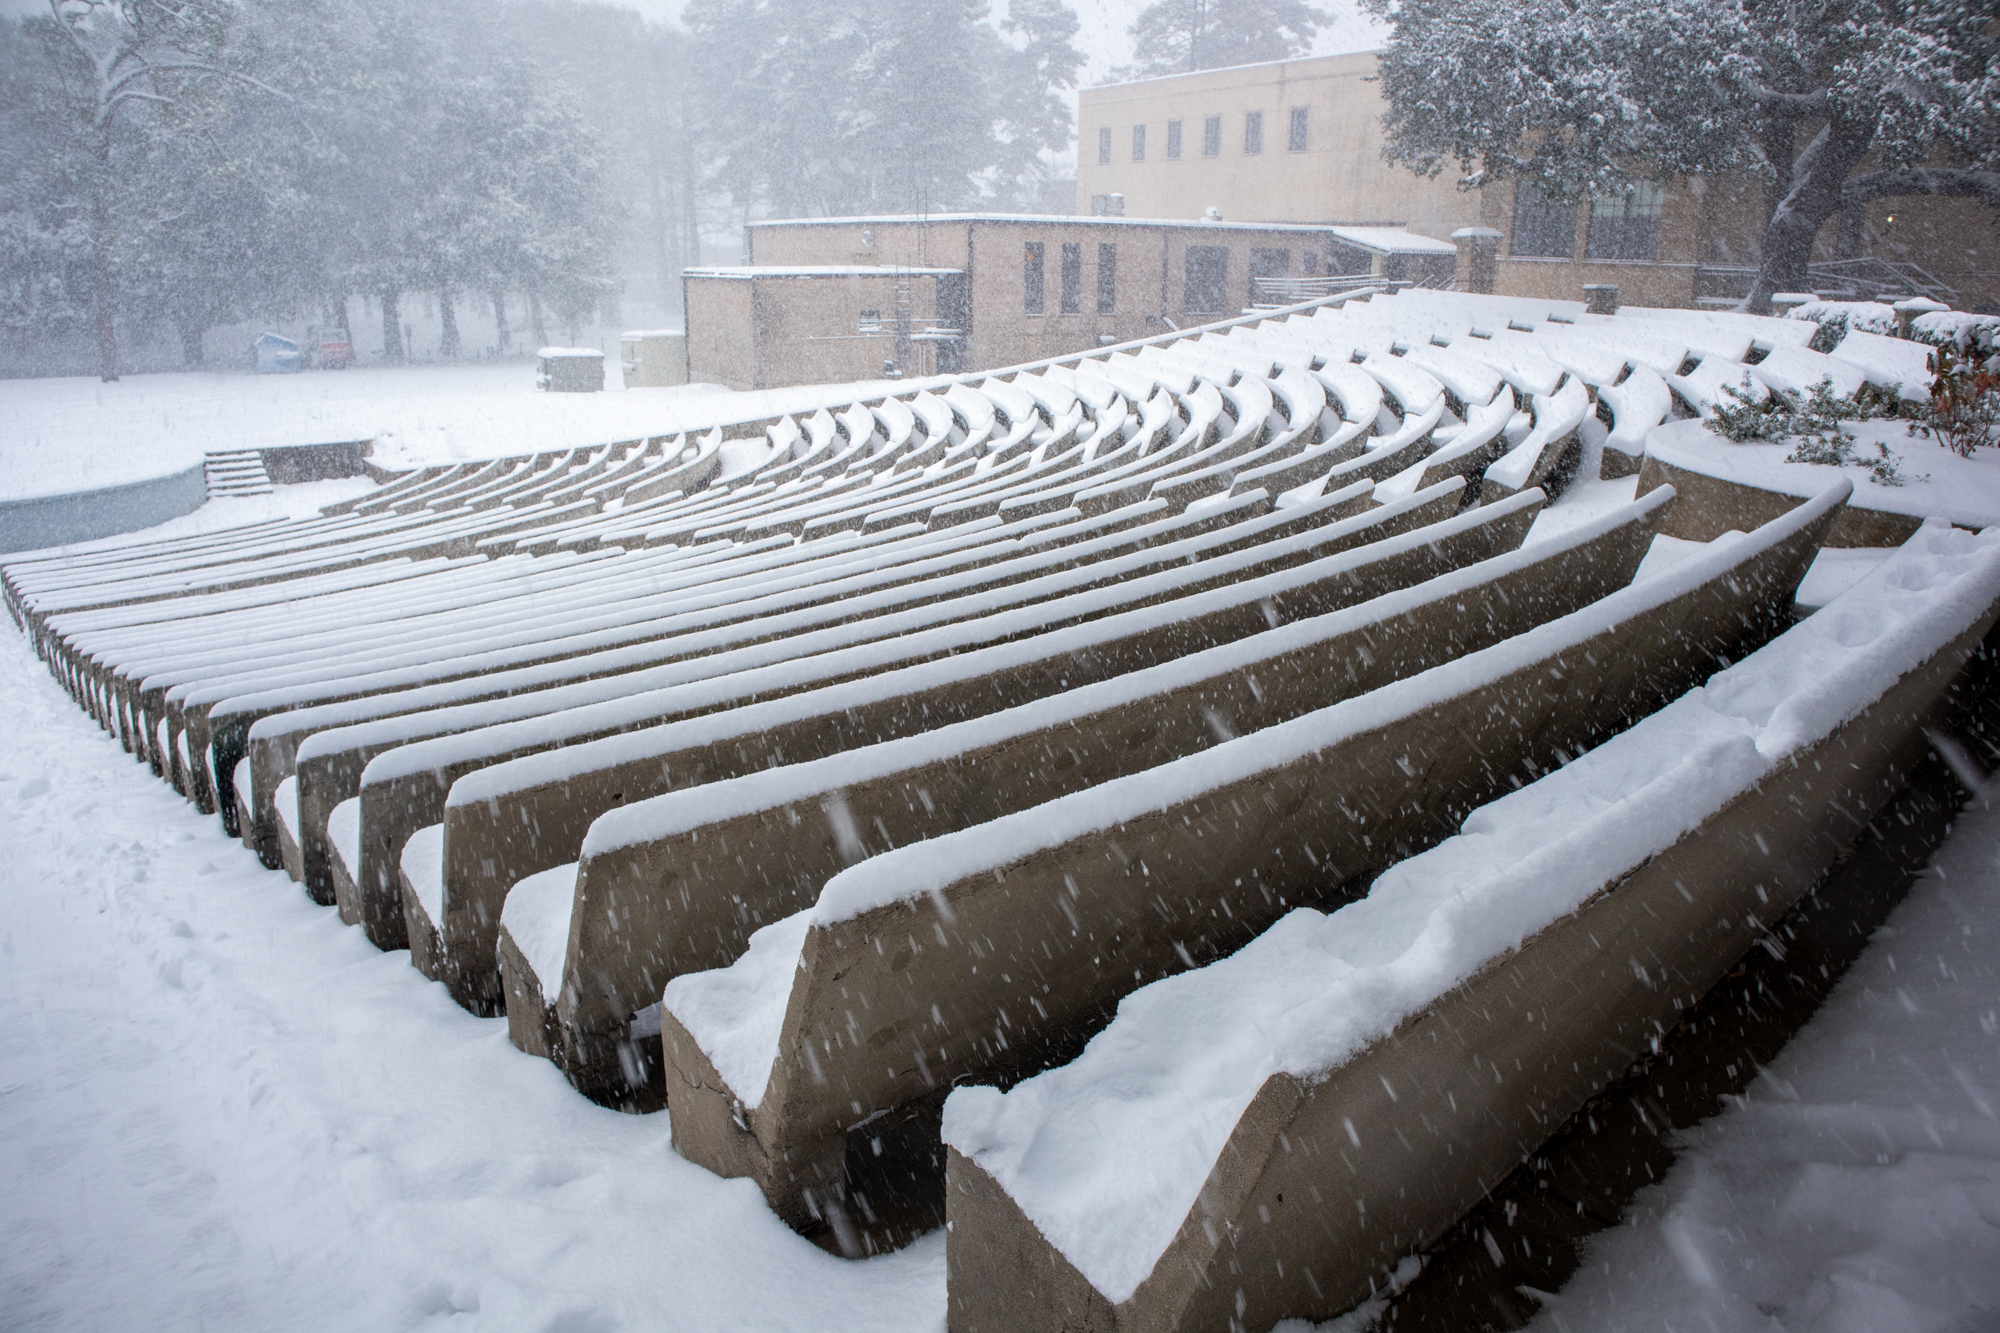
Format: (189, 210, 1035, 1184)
(381, 290, 404, 363)
(491, 290, 511, 351)
(90, 198, 119, 383)
(439, 285, 460, 359)
(178, 319, 205, 368)
(332, 294, 352, 342)
(1743, 119, 1874, 314)
(528, 291, 549, 349)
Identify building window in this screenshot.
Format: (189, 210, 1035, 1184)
(1289, 107, 1309, 152)
(1585, 181, 1664, 261)
(1203, 115, 1221, 157)
(1131, 124, 1146, 162)
(1166, 119, 1182, 159)
(1244, 111, 1263, 154)
(1098, 127, 1111, 165)
(1185, 245, 1228, 315)
(1510, 180, 1578, 258)
(1302, 251, 1319, 275)
(1024, 242, 1045, 314)
(1097, 243, 1117, 314)
(1060, 242, 1082, 314)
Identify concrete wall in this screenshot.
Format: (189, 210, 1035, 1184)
(685, 272, 942, 390)
(259, 439, 371, 485)
(1076, 53, 1481, 240)
(0, 464, 207, 555)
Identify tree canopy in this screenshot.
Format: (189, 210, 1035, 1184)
(1126, 0, 1331, 78)
(682, 0, 1082, 218)
(1363, 0, 1999, 310)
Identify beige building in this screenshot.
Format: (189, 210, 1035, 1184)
(684, 214, 1453, 388)
(1077, 52, 1998, 312)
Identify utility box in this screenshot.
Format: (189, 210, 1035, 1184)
(251, 332, 302, 374)
(536, 347, 605, 393)
(619, 330, 687, 388)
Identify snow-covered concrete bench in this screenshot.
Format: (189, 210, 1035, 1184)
(260, 489, 1311, 912)
(397, 481, 1474, 1017)
(654, 483, 1835, 1236)
(939, 505, 2000, 1333)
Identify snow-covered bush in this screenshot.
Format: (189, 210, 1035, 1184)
(1708, 374, 1908, 485)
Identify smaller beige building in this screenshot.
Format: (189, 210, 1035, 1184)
(685, 214, 1453, 389)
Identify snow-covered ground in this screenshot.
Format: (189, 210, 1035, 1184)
(0, 363, 934, 505)
(1528, 784, 2000, 1333)
(0, 591, 942, 1332)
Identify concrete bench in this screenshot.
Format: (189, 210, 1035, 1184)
(939, 498, 1995, 1333)
(653, 483, 1835, 1240)
(382, 483, 1446, 1013)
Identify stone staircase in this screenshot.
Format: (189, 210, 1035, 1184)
(203, 449, 275, 498)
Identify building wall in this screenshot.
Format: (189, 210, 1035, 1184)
(1077, 53, 1481, 239)
(1080, 54, 2000, 313)
(686, 271, 942, 390)
(684, 277, 757, 389)
(740, 216, 1446, 379)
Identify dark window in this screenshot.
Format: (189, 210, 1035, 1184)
(1288, 107, 1308, 152)
(1585, 181, 1664, 261)
(937, 272, 969, 373)
(1097, 243, 1117, 314)
(1249, 247, 1289, 303)
(1024, 242, 1045, 314)
(1511, 180, 1578, 258)
(1131, 125, 1146, 162)
(1250, 247, 1289, 279)
(1203, 115, 1221, 156)
(1184, 245, 1228, 315)
(1060, 242, 1082, 314)
(1098, 127, 1111, 165)
(1244, 111, 1263, 154)
(1166, 119, 1182, 159)
(1325, 239, 1372, 275)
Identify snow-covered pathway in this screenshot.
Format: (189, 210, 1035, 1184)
(0, 628, 942, 1332)
(1530, 785, 2000, 1332)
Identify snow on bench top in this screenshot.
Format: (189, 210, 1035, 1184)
(1647, 416, 2000, 530)
(265, 499, 1239, 752)
(500, 861, 581, 998)
(431, 481, 1439, 804)
(574, 481, 1495, 856)
(798, 479, 1841, 928)
(940, 511, 2000, 1306)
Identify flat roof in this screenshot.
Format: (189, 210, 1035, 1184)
(1085, 50, 1386, 93)
(745, 214, 1448, 250)
(684, 264, 962, 279)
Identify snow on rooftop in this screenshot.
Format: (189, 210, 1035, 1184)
(684, 265, 963, 278)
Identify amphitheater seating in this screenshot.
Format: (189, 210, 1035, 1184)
(8, 286, 1976, 1308)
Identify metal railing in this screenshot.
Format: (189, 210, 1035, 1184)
(1695, 256, 1957, 306)
(1249, 274, 1414, 308)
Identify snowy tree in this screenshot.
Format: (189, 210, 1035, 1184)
(1127, 0, 1331, 78)
(685, 0, 1083, 219)
(11, 0, 286, 380)
(1363, 0, 1999, 312)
